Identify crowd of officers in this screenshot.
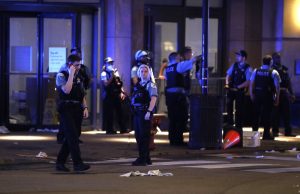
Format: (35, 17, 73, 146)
(226, 50, 295, 140)
(54, 46, 296, 171)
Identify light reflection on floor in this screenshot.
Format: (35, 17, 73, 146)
(0, 128, 298, 143)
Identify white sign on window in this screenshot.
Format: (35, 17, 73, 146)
(49, 47, 66, 73)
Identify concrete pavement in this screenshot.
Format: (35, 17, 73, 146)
(0, 130, 300, 194)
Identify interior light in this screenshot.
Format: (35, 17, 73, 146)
(293, 0, 300, 28)
(0, 135, 54, 141)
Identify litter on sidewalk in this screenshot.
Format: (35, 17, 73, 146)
(36, 151, 48, 158)
(120, 170, 173, 177)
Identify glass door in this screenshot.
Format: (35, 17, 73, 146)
(7, 14, 75, 130)
(9, 17, 38, 126)
(42, 17, 72, 126)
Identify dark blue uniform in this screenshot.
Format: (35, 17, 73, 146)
(101, 70, 126, 134)
(165, 63, 188, 145)
(272, 65, 294, 136)
(56, 68, 87, 170)
(131, 80, 157, 165)
(251, 68, 278, 139)
(226, 62, 251, 129)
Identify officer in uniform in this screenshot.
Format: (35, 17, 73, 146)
(57, 47, 91, 143)
(55, 54, 90, 172)
(225, 50, 252, 130)
(250, 55, 281, 140)
(164, 52, 199, 146)
(131, 64, 157, 166)
(101, 57, 127, 134)
(131, 50, 155, 86)
(271, 52, 295, 137)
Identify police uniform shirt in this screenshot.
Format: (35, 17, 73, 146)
(101, 69, 120, 82)
(163, 59, 194, 80)
(140, 80, 158, 98)
(56, 64, 69, 87)
(226, 62, 252, 81)
(250, 65, 281, 88)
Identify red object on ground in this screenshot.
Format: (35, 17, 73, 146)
(223, 129, 240, 149)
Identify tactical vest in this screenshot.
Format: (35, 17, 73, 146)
(131, 81, 151, 107)
(254, 69, 274, 98)
(229, 63, 250, 88)
(104, 70, 123, 96)
(165, 63, 184, 89)
(57, 70, 85, 102)
(276, 67, 289, 89)
(79, 64, 91, 90)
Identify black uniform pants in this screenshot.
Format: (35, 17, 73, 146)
(165, 92, 188, 145)
(56, 103, 83, 166)
(133, 109, 151, 161)
(252, 94, 273, 138)
(103, 94, 126, 132)
(226, 90, 245, 128)
(272, 90, 292, 135)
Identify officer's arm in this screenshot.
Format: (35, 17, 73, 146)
(237, 80, 249, 89)
(225, 74, 231, 88)
(62, 66, 76, 94)
(82, 97, 89, 118)
(176, 58, 196, 73)
(249, 70, 256, 101)
(273, 70, 281, 106)
(148, 96, 157, 112)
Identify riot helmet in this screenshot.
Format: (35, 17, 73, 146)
(135, 50, 150, 64)
(104, 57, 115, 72)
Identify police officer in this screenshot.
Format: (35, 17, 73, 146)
(165, 52, 199, 146)
(250, 55, 280, 140)
(55, 54, 90, 172)
(101, 57, 127, 134)
(225, 50, 252, 130)
(57, 47, 91, 144)
(181, 46, 193, 95)
(271, 52, 295, 137)
(131, 64, 157, 166)
(131, 50, 155, 86)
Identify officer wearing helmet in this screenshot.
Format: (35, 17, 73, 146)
(131, 50, 155, 86)
(101, 57, 127, 134)
(271, 52, 295, 137)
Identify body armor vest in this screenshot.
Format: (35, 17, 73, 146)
(230, 63, 249, 88)
(254, 69, 274, 97)
(166, 63, 184, 89)
(275, 66, 289, 89)
(57, 71, 85, 102)
(104, 70, 123, 96)
(131, 81, 151, 106)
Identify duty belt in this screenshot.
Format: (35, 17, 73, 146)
(132, 104, 148, 111)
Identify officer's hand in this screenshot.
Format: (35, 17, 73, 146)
(68, 65, 76, 75)
(224, 84, 229, 90)
(83, 108, 89, 118)
(120, 93, 126, 100)
(145, 112, 151, 120)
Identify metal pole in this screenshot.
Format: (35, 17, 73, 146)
(202, 0, 209, 95)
